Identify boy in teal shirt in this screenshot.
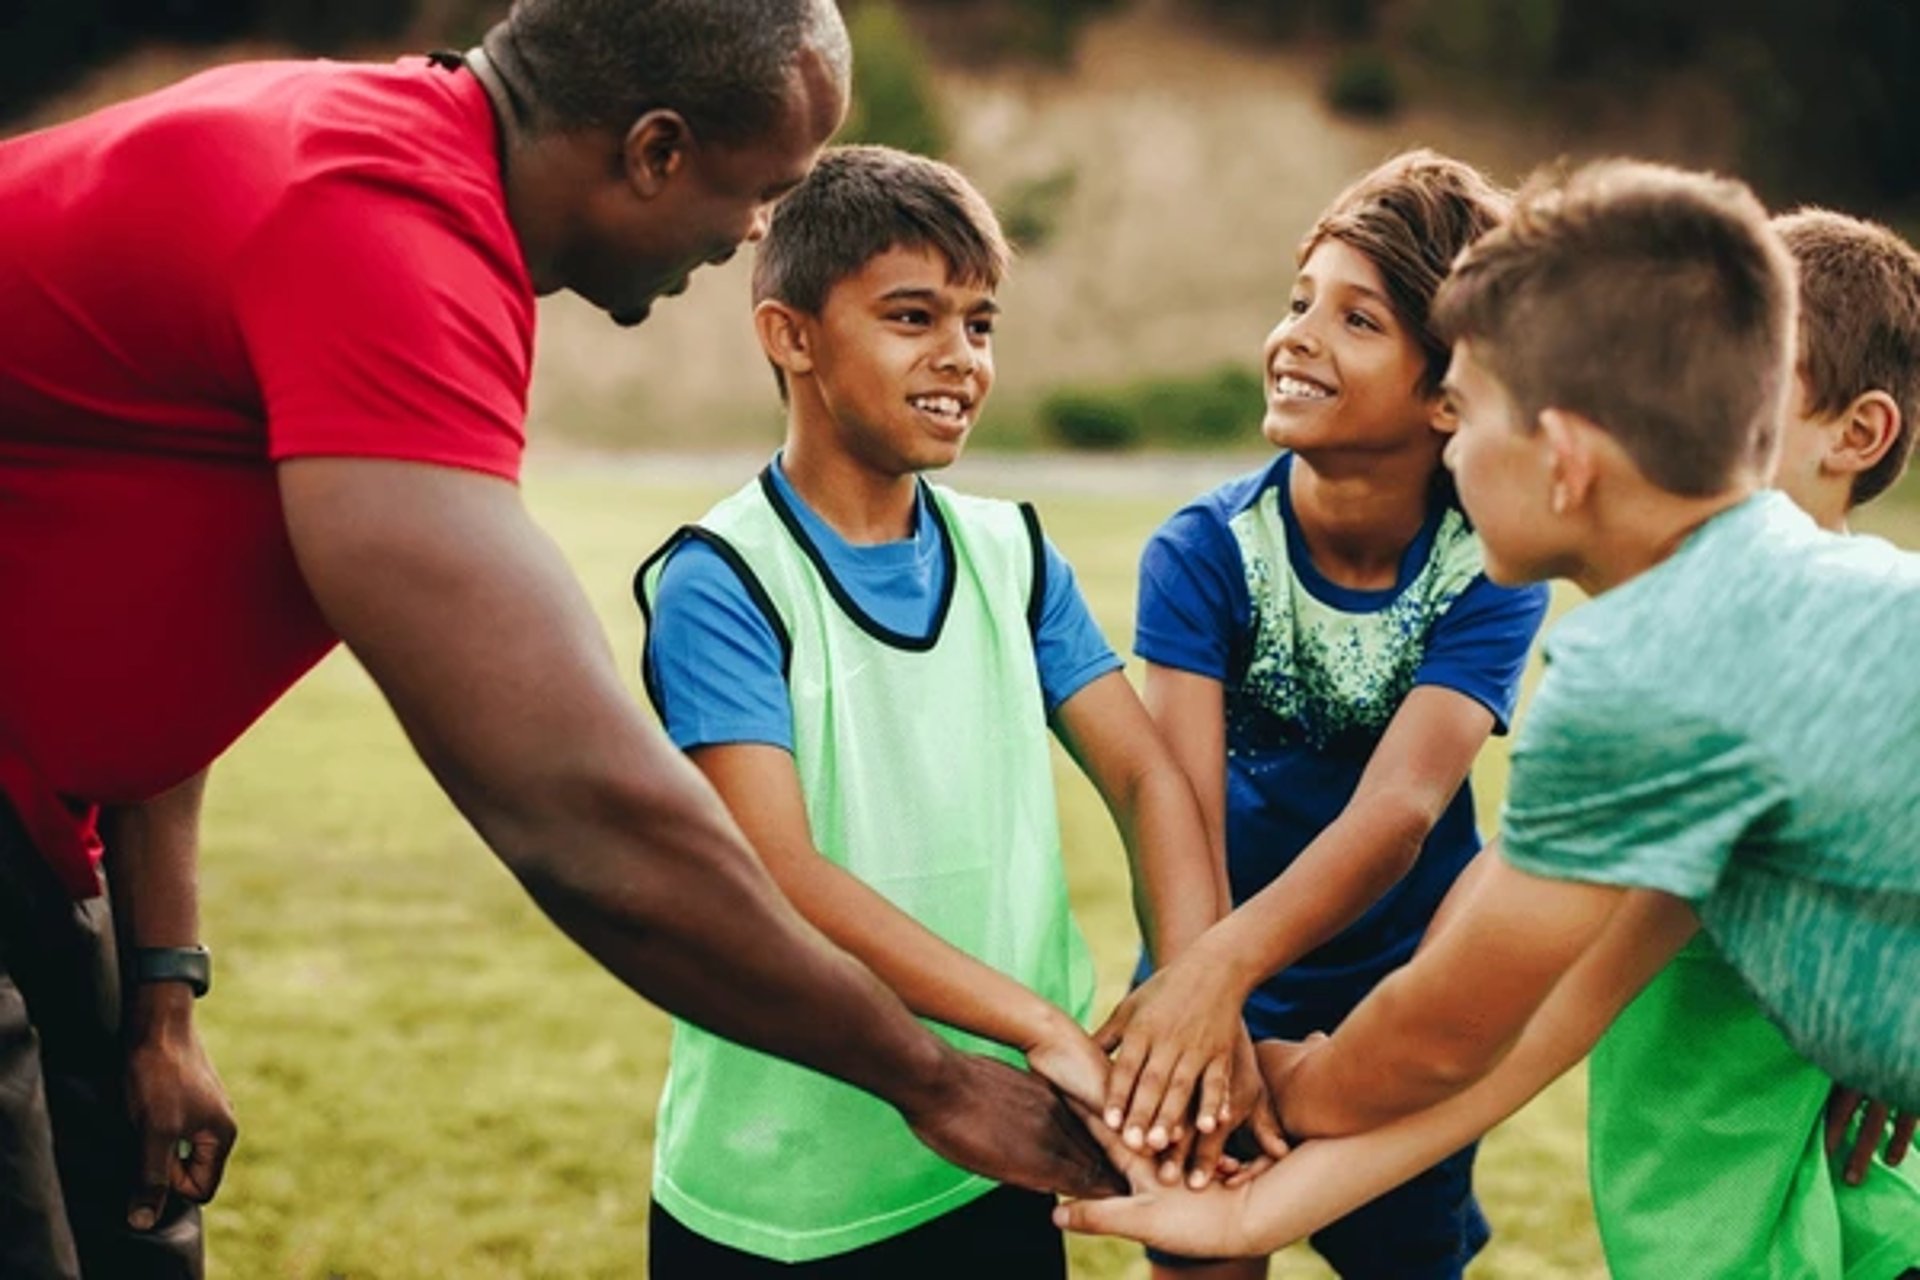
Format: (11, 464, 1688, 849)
(1585, 207, 1920, 1280)
(1055, 160, 1920, 1260)
(634, 145, 1238, 1274)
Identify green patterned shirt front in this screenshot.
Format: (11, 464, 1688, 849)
(1228, 476, 1488, 759)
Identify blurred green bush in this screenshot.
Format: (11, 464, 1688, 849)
(1325, 47, 1401, 117)
(1038, 366, 1264, 451)
(840, 0, 949, 157)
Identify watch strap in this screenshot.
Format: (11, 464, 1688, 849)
(131, 945, 211, 998)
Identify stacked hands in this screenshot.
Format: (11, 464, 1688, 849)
(970, 942, 1920, 1260)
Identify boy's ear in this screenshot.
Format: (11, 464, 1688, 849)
(624, 109, 692, 197)
(1536, 407, 1601, 516)
(754, 299, 816, 378)
(1825, 390, 1902, 477)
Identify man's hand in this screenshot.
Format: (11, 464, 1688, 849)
(123, 987, 236, 1230)
(902, 1050, 1124, 1198)
(1825, 1083, 1916, 1185)
(1095, 945, 1246, 1154)
(1051, 1098, 1262, 1257)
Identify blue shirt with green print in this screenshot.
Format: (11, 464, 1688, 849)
(1135, 452, 1548, 1031)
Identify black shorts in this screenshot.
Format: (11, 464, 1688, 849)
(649, 1184, 1065, 1279)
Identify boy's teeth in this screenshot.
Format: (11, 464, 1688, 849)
(912, 395, 964, 418)
(1275, 375, 1331, 399)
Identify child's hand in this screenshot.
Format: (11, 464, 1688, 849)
(1824, 1082, 1916, 1185)
(1094, 951, 1247, 1154)
(1182, 1031, 1289, 1186)
(1025, 1014, 1111, 1113)
(1052, 1097, 1264, 1257)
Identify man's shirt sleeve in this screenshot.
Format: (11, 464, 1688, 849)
(234, 177, 531, 478)
(1413, 577, 1550, 733)
(1500, 656, 1787, 901)
(1133, 503, 1248, 681)
(643, 540, 794, 753)
(1034, 536, 1123, 713)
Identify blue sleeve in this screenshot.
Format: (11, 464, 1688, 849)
(1413, 576, 1550, 733)
(1034, 536, 1123, 713)
(1132, 502, 1249, 680)
(642, 538, 794, 752)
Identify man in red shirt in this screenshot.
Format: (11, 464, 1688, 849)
(0, 2, 1116, 1275)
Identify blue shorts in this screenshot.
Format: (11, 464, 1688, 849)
(1148, 1000, 1491, 1279)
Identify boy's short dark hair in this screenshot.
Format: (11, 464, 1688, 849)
(1434, 160, 1797, 498)
(487, 0, 849, 145)
(1301, 149, 1511, 398)
(1774, 208, 1920, 506)
(751, 144, 1009, 315)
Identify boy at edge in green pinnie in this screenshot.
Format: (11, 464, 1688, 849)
(633, 145, 1258, 1276)
(1582, 206, 1920, 1280)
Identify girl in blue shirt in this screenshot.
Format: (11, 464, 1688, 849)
(1100, 151, 1549, 1280)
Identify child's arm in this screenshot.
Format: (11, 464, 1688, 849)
(689, 742, 1109, 1107)
(1052, 669, 1278, 1175)
(1104, 684, 1498, 1147)
(1273, 851, 1653, 1137)
(1058, 886, 1698, 1255)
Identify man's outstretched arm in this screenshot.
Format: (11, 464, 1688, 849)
(278, 458, 1118, 1196)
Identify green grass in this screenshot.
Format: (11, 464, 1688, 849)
(196, 466, 1920, 1278)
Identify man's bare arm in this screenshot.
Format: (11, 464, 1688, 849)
(102, 769, 237, 1228)
(278, 458, 1118, 1195)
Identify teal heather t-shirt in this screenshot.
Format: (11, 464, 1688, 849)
(1502, 491, 1920, 1109)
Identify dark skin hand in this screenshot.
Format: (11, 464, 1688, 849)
(102, 770, 238, 1229)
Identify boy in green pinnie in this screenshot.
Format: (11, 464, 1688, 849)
(1585, 207, 1920, 1280)
(633, 145, 1244, 1276)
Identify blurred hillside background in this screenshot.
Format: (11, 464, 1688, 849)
(11, 0, 1920, 459)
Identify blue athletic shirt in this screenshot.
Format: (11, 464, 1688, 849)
(645, 455, 1122, 752)
(1134, 452, 1548, 1031)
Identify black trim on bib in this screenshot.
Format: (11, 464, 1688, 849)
(757, 466, 956, 652)
(633, 526, 794, 718)
(1017, 502, 1047, 639)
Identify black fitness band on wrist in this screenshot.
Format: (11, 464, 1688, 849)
(132, 945, 212, 999)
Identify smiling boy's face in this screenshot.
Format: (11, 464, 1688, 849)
(792, 244, 998, 476)
(1261, 238, 1439, 458)
(1439, 340, 1568, 585)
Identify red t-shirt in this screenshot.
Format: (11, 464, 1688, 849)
(0, 58, 535, 895)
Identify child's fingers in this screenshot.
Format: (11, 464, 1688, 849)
(1146, 1055, 1206, 1152)
(1121, 1046, 1182, 1151)
(1186, 1113, 1232, 1189)
(1092, 1002, 1130, 1054)
(1845, 1099, 1891, 1185)
(1888, 1113, 1915, 1166)
(1246, 1096, 1291, 1162)
(1103, 1037, 1148, 1136)
(1193, 1058, 1231, 1139)
(1825, 1086, 1863, 1157)
(1053, 1192, 1151, 1240)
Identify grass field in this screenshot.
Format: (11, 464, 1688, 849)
(193, 460, 1920, 1278)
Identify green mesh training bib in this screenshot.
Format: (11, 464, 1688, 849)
(636, 471, 1096, 1261)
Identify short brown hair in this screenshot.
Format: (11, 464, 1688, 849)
(1774, 208, 1920, 507)
(1434, 160, 1797, 497)
(752, 144, 1009, 314)
(1301, 149, 1511, 397)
